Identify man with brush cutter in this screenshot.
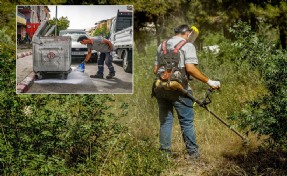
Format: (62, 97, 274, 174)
(152, 24, 220, 160)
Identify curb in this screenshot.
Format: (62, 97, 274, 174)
(17, 51, 32, 59)
(17, 72, 36, 93)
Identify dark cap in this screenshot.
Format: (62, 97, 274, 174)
(174, 24, 192, 34)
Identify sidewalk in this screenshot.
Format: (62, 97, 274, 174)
(16, 48, 35, 93)
(17, 44, 32, 57)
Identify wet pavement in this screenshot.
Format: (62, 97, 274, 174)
(16, 53, 133, 94)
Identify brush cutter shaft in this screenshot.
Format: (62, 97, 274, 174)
(181, 89, 246, 141)
(181, 89, 202, 105)
(204, 106, 246, 140)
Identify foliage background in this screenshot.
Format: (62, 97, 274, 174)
(48, 16, 70, 36)
(1, 0, 286, 175)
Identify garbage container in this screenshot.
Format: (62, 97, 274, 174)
(32, 20, 72, 79)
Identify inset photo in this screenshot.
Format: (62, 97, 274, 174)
(16, 5, 133, 94)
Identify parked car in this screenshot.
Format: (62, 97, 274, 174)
(59, 29, 97, 63)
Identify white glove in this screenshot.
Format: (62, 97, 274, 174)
(207, 79, 220, 89)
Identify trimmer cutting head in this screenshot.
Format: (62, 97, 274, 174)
(242, 138, 250, 147)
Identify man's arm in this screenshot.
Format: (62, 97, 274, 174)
(102, 39, 113, 50)
(84, 49, 92, 62)
(153, 65, 158, 75)
(186, 63, 208, 83)
(186, 63, 220, 89)
(153, 44, 162, 75)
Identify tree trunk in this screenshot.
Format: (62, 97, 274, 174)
(152, 15, 161, 46)
(134, 29, 147, 56)
(250, 13, 257, 31)
(279, 26, 287, 50)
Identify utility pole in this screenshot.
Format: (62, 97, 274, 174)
(55, 6, 57, 36)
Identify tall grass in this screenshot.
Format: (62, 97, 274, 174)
(111, 33, 267, 175)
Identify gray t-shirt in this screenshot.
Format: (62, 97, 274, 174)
(87, 36, 111, 53)
(154, 36, 198, 90)
(154, 36, 198, 67)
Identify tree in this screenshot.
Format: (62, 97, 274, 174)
(250, 1, 287, 49)
(0, 1, 16, 39)
(229, 22, 287, 147)
(48, 16, 70, 35)
(93, 23, 109, 38)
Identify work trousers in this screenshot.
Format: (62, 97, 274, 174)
(156, 90, 199, 156)
(97, 52, 115, 76)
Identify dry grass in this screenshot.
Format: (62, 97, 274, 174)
(110, 86, 287, 176)
(111, 91, 268, 175)
(112, 86, 287, 175)
(108, 40, 286, 175)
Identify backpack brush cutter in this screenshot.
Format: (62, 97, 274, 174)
(154, 80, 249, 147)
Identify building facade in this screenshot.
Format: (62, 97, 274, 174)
(88, 18, 113, 37)
(17, 6, 50, 43)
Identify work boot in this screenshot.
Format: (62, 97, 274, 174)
(90, 74, 103, 79)
(160, 148, 172, 155)
(106, 73, 115, 79)
(186, 152, 200, 162)
(160, 148, 179, 159)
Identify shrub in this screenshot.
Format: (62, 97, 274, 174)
(228, 22, 287, 148)
(0, 93, 171, 175)
(1, 3, 171, 174)
(0, 94, 123, 175)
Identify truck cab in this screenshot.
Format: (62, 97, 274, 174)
(109, 10, 133, 73)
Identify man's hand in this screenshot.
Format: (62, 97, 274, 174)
(207, 79, 220, 89)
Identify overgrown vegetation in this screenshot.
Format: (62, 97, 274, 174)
(117, 19, 287, 174)
(0, 94, 171, 175)
(228, 22, 287, 148)
(1, 2, 171, 175)
(1, 0, 286, 175)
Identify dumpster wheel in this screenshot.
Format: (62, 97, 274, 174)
(61, 73, 68, 80)
(36, 72, 43, 80)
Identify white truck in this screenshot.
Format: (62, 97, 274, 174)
(109, 10, 133, 73)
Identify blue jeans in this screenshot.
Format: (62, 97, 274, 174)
(157, 90, 198, 156)
(97, 52, 115, 76)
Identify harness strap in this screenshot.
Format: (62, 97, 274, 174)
(159, 40, 168, 69)
(174, 40, 187, 54)
(162, 40, 167, 55)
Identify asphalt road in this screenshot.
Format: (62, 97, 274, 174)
(17, 54, 133, 94)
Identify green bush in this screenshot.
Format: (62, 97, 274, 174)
(0, 93, 171, 175)
(93, 25, 109, 38)
(0, 94, 122, 174)
(228, 22, 287, 147)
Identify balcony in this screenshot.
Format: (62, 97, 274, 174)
(17, 12, 26, 25)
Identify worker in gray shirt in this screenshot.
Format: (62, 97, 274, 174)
(77, 35, 115, 79)
(153, 24, 220, 160)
